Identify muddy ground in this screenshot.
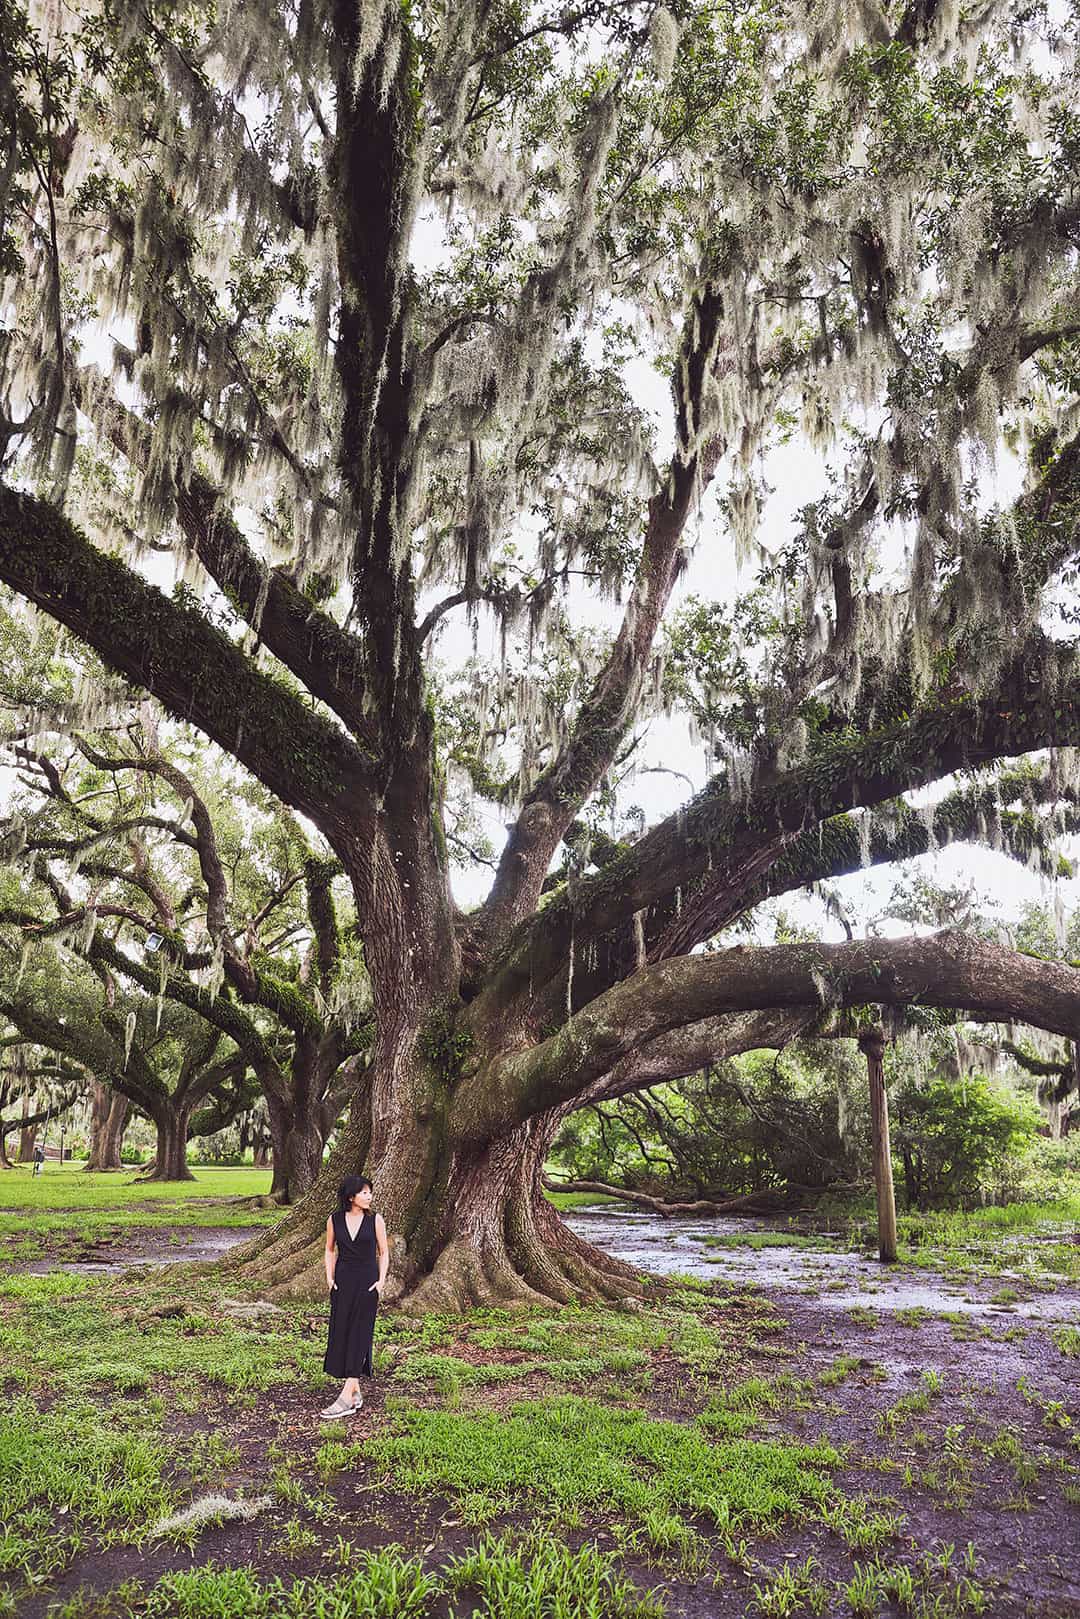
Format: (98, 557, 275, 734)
(5, 1209, 1080, 1618)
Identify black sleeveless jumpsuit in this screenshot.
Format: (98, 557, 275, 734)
(323, 1208, 379, 1378)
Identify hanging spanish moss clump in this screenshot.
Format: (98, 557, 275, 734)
(123, 1010, 137, 1070)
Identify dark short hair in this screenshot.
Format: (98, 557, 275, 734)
(338, 1175, 373, 1212)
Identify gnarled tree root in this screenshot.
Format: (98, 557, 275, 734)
(226, 1200, 647, 1311)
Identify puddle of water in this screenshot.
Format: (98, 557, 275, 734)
(25, 1228, 251, 1275)
(563, 1207, 1080, 1324)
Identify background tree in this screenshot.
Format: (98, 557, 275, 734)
(0, 1036, 79, 1169)
(84, 1078, 130, 1171)
(0, 699, 372, 1197)
(1, 0, 1080, 1301)
(0, 944, 251, 1178)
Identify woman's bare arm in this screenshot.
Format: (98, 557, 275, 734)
(372, 1213, 389, 1293)
(324, 1215, 337, 1289)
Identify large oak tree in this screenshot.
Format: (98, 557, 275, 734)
(1, 0, 1080, 1302)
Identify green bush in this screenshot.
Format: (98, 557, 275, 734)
(892, 1073, 1039, 1209)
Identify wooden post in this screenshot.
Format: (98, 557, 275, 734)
(859, 1025, 898, 1264)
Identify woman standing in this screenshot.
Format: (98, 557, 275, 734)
(321, 1175, 388, 1418)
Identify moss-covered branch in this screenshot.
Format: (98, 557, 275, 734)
(488, 644, 1080, 1015)
(465, 931, 1080, 1139)
(0, 483, 376, 835)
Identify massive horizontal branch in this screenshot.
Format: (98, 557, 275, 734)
(487, 647, 1080, 1014)
(74, 367, 378, 751)
(464, 931, 1080, 1140)
(0, 484, 375, 839)
(585, 1009, 816, 1106)
(651, 770, 1080, 961)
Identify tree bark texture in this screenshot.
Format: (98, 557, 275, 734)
(860, 1027, 898, 1264)
(144, 1104, 194, 1182)
(18, 1092, 36, 1163)
(85, 1081, 130, 1172)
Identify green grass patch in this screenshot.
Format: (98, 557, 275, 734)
(143, 1548, 442, 1619)
(0, 1165, 273, 1210)
(848, 1306, 878, 1328)
(1052, 1324, 1080, 1358)
(814, 1185, 1080, 1286)
(698, 1373, 814, 1436)
(820, 1494, 905, 1550)
(0, 1274, 323, 1395)
(0, 1271, 104, 1301)
(842, 1547, 988, 1618)
(0, 1397, 176, 1601)
(818, 1354, 862, 1387)
(138, 1531, 662, 1619)
(749, 1554, 830, 1616)
(446, 1529, 664, 1617)
(543, 1190, 621, 1210)
(0, 1166, 277, 1265)
(391, 1344, 651, 1396)
(702, 1232, 838, 1252)
(367, 1394, 839, 1532)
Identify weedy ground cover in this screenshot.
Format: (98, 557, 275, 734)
(0, 1182, 1078, 1618)
(817, 1192, 1080, 1287)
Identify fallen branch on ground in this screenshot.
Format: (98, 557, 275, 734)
(542, 1176, 829, 1217)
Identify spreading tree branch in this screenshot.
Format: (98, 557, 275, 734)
(465, 931, 1080, 1140)
(486, 645, 1080, 1017)
(74, 367, 379, 751)
(476, 287, 732, 946)
(0, 483, 376, 838)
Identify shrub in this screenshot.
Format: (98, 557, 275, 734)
(892, 1073, 1039, 1209)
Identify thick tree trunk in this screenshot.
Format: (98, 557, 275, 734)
(85, 1081, 129, 1171)
(18, 1092, 36, 1162)
(233, 1068, 643, 1309)
(266, 1094, 326, 1205)
(142, 1106, 194, 1181)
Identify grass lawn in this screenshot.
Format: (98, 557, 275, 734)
(0, 1164, 275, 1209)
(0, 1166, 279, 1269)
(827, 1192, 1080, 1285)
